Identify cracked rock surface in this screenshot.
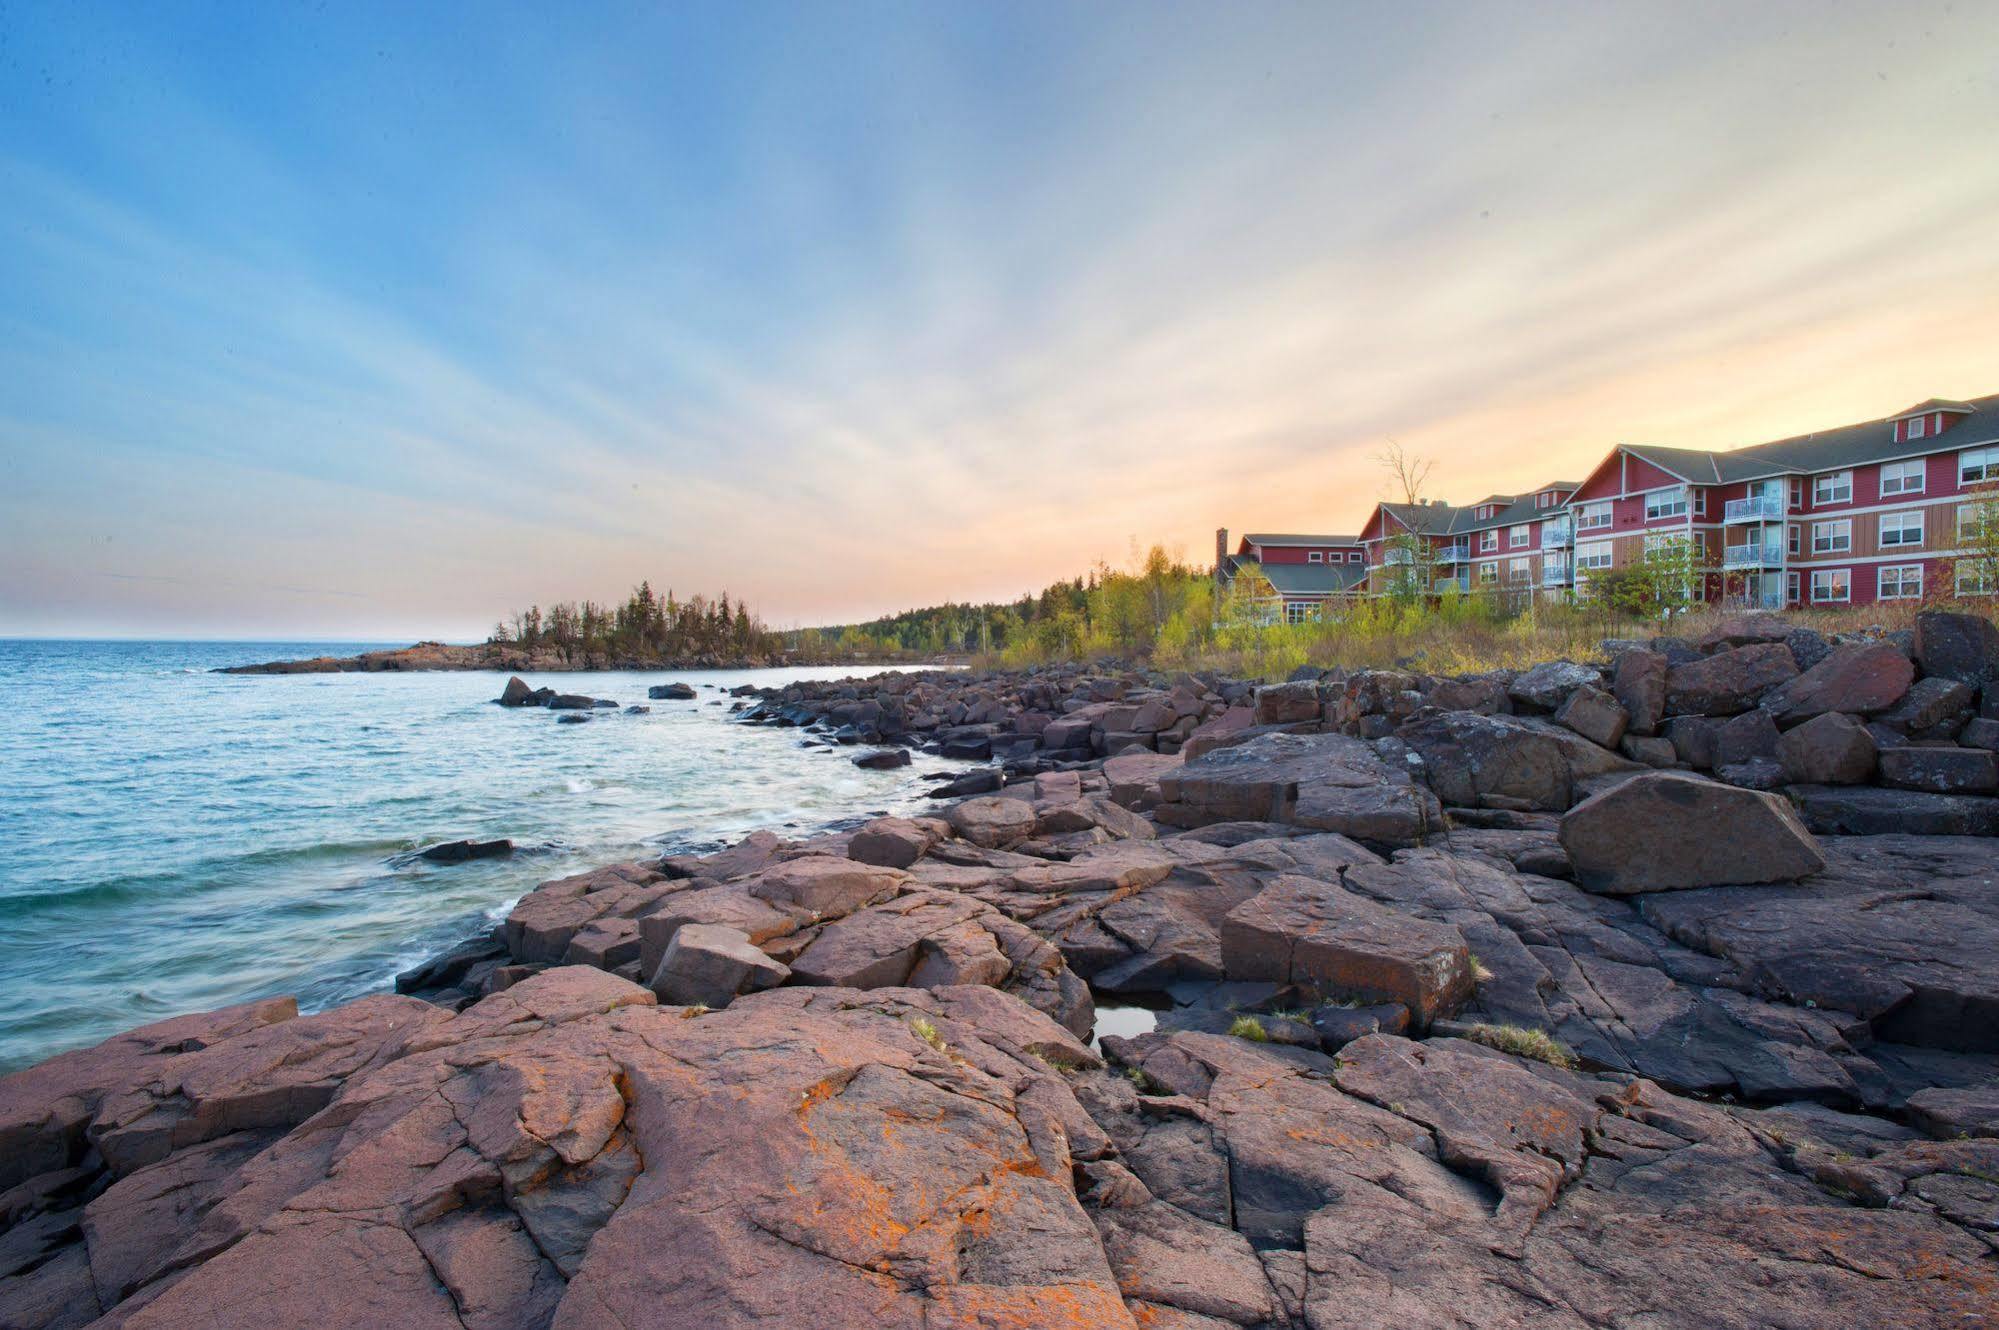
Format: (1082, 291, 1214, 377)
(6, 648, 1999, 1327)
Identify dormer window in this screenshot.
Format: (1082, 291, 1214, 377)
(1909, 416, 1928, 441)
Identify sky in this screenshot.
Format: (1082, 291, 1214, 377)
(2, 1, 1996, 639)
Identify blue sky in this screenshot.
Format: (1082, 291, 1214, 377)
(3, 1, 1997, 637)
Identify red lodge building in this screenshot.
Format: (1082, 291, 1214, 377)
(1219, 393, 1999, 617)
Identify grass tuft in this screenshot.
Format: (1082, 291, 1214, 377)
(909, 1015, 947, 1053)
(1228, 1015, 1269, 1042)
(1461, 1022, 1577, 1070)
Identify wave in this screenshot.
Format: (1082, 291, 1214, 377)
(0, 837, 415, 915)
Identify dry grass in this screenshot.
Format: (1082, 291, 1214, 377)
(1460, 1022, 1578, 1070)
(1228, 1015, 1269, 1042)
(909, 1015, 947, 1052)
(991, 598, 1971, 683)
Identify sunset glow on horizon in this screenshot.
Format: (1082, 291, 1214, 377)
(4, 1, 1996, 638)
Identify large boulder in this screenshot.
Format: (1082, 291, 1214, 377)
(1874, 677, 1975, 737)
(1394, 713, 1633, 812)
(1553, 685, 1627, 749)
(1712, 710, 1779, 770)
(1155, 732, 1438, 845)
(647, 681, 697, 700)
(1219, 875, 1474, 1028)
(1913, 610, 1999, 686)
(497, 675, 535, 706)
(847, 816, 944, 869)
(1506, 661, 1600, 712)
(1878, 746, 1999, 795)
(1252, 680, 1323, 726)
(946, 796, 1040, 849)
(647, 923, 789, 1007)
(1763, 643, 1914, 723)
(1558, 771, 1824, 893)
(1610, 649, 1667, 735)
(1788, 785, 1999, 836)
(744, 857, 907, 918)
(1104, 750, 1183, 808)
(1663, 643, 1798, 717)
(1776, 712, 1877, 785)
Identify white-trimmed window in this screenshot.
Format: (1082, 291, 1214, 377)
(1479, 530, 1497, 552)
(1284, 602, 1315, 625)
(1810, 519, 1851, 555)
(1645, 487, 1688, 521)
(1576, 542, 1613, 572)
(1908, 416, 1928, 441)
(1349, 550, 1363, 562)
(1878, 565, 1924, 600)
(1790, 478, 1805, 509)
(1813, 471, 1852, 505)
(1507, 557, 1530, 585)
(1879, 510, 1923, 548)
(1962, 447, 1999, 485)
(1786, 571, 1801, 602)
(1880, 459, 1925, 496)
(1810, 569, 1850, 603)
(1575, 501, 1613, 531)
(1478, 561, 1498, 584)
(1692, 488, 1707, 516)
(1787, 523, 1800, 555)
(1508, 524, 1530, 548)
(1308, 551, 1324, 563)
(1957, 501, 1998, 543)
(1958, 562, 1997, 597)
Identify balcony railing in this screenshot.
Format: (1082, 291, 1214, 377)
(1434, 544, 1470, 564)
(1722, 542, 1785, 569)
(1541, 518, 1573, 546)
(1724, 494, 1784, 523)
(1542, 563, 1572, 586)
(1382, 547, 1414, 566)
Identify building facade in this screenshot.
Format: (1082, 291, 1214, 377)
(1219, 394, 1999, 613)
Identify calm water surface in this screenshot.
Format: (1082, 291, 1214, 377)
(0, 641, 962, 1071)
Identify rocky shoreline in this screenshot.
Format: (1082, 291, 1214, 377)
(6, 610, 1997, 1327)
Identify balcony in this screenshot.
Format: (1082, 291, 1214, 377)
(1382, 547, 1414, 566)
(1434, 543, 1470, 564)
(1542, 563, 1572, 586)
(1541, 518, 1573, 546)
(1722, 542, 1785, 569)
(1724, 494, 1784, 523)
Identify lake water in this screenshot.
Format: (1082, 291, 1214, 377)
(0, 641, 963, 1072)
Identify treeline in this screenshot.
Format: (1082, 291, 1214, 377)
(788, 547, 1212, 662)
(492, 582, 778, 660)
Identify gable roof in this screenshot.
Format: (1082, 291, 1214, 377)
(1259, 560, 1369, 595)
(1219, 554, 1366, 596)
(1239, 532, 1360, 548)
(1608, 391, 1999, 487)
(1890, 398, 1977, 420)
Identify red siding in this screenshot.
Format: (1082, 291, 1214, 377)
(1622, 456, 1686, 492)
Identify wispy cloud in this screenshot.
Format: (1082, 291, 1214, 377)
(2, 1, 1996, 635)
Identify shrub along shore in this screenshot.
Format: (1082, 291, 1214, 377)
(8, 606, 1997, 1328)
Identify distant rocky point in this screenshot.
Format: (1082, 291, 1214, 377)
(216, 640, 785, 674)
